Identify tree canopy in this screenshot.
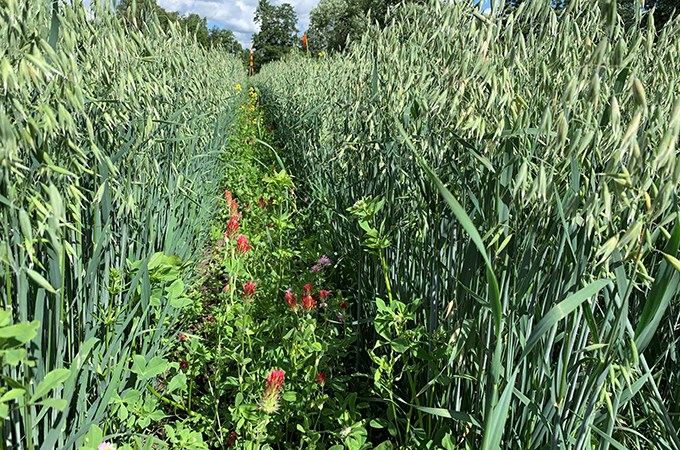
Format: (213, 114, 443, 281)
(116, 0, 242, 54)
(252, 0, 299, 70)
(306, 0, 424, 53)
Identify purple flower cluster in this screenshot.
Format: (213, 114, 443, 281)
(309, 255, 332, 273)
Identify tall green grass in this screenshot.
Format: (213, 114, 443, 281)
(255, 0, 680, 447)
(0, 1, 244, 447)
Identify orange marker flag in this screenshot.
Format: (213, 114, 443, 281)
(301, 33, 308, 50)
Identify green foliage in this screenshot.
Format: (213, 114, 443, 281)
(253, 0, 299, 70)
(0, 0, 245, 447)
(307, 0, 368, 52)
(255, 0, 680, 447)
(136, 88, 369, 449)
(307, 0, 425, 52)
(116, 0, 243, 53)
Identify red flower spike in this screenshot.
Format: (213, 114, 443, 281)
(319, 290, 330, 301)
(260, 369, 285, 414)
(339, 300, 348, 310)
(229, 199, 239, 216)
(236, 235, 253, 254)
(303, 295, 316, 311)
(243, 281, 256, 298)
(225, 215, 239, 239)
(180, 360, 188, 370)
(316, 372, 326, 387)
(285, 290, 299, 311)
(303, 284, 313, 295)
(227, 431, 237, 447)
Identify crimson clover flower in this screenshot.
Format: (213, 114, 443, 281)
(226, 431, 237, 447)
(225, 215, 240, 239)
(319, 290, 330, 301)
(260, 369, 285, 414)
(229, 199, 239, 215)
(285, 289, 299, 311)
(236, 235, 253, 254)
(243, 281, 256, 298)
(303, 295, 316, 311)
(224, 190, 239, 216)
(303, 283, 313, 295)
(316, 372, 326, 387)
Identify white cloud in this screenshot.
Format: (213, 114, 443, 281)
(158, 0, 318, 47)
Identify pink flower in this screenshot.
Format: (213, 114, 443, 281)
(224, 190, 233, 202)
(243, 281, 256, 298)
(316, 372, 326, 387)
(303, 295, 316, 311)
(285, 289, 298, 311)
(317, 256, 331, 266)
(319, 290, 330, 301)
(260, 369, 285, 414)
(98, 443, 116, 450)
(178, 333, 189, 342)
(223, 284, 230, 293)
(336, 312, 344, 323)
(236, 235, 253, 254)
(225, 215, 240, 239)
(310, 264, 322, 273)
(303, 284, 313, 295)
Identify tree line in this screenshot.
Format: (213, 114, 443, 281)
(116, 0, 243, 54)
(115, 0, 677, 71)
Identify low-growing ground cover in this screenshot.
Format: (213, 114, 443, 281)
(158, 86, 372, 449)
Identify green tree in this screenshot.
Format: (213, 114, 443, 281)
(179, 13, 210, 47)
(307, 0, 426, 53)
(307, 0, 366, 52)
(252, 0, 299, 70)
(209, 28, 243, 54)
(618, 0, 677, 28)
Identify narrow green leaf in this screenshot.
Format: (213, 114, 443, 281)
(481, 372, 517, 450)
(521, 279, 610, 359)
(25, 269, 57, 294)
